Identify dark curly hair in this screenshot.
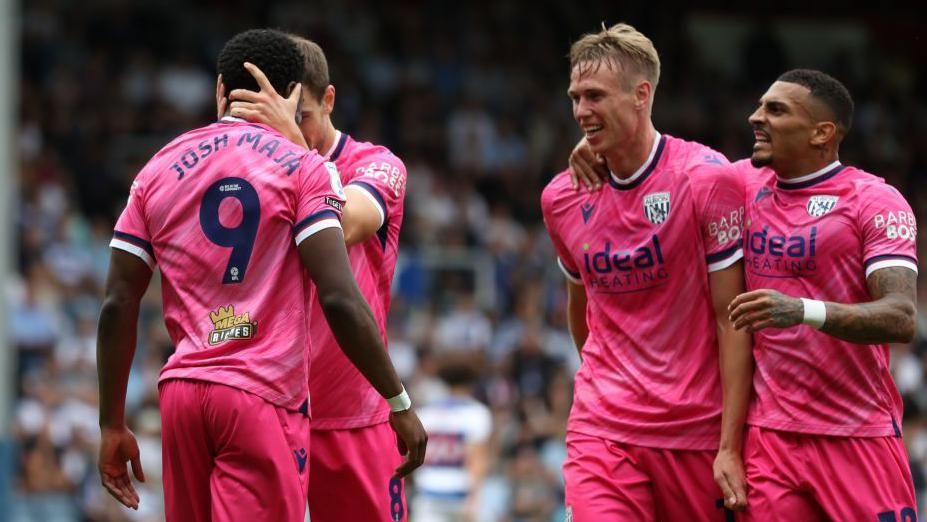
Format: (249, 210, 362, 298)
(217, 29, 304, 98)
(778, 69, 855, 135)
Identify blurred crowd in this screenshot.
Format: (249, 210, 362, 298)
(10, 1, 927, 521)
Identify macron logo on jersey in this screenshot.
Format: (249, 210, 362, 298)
(294, 448, 307, 473)
(755, 186, 773, 203)
(581, 202, 596, 224)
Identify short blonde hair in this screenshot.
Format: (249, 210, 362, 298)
(570, 23, 660, 90)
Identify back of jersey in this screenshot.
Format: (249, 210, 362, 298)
(111, 119, 344, 411)
(416, 396, 492, 498)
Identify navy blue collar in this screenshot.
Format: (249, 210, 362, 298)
(328, 132, 349, 162)
(776, 161, 845, 190)
(608, 134, 666, 191)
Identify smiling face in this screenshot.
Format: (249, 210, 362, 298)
(748, 80, 837, 172)
(568, 59, 651, 156)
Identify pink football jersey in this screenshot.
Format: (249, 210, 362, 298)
(541, 133, 745, 450)
(111, 118, 345, 411)
(308, 131, 407, 429)
(737, 159, 918, 436)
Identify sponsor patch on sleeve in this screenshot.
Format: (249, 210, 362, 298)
(325, 196, 344, 211)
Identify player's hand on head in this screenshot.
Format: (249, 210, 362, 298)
(728, 289, 803, 332)
(98, 426, 145, 510)
(569, 137, 608, 192)
(713, 448, 748, 511)
(228, 62, 302, 138)
(389, 408, 428, 478)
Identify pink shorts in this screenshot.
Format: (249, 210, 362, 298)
(308, 421, 406, 522)
(564, 432, 731, 522)
(159, 379, 311, 522)
(743, 426, 917, 521)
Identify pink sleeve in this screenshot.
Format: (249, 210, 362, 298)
(541, 188, 581, 283)
(111, 178, 156, 269)
(293, 158, 346, 245)
(692, 163, 745, 272)
(858, 184, 918, 278)
(345, 153, 406, 231)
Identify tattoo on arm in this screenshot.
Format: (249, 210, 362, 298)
(868, 266, 917, 299)
(819, 267, 917, 344)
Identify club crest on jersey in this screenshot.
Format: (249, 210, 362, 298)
(208, 304, 257, 345)
(643, 192, 671, 224)
(807, 195, 839, 217)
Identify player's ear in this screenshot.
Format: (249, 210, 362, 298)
(285, 81, 299, 98)
(634, 80, 652, 111)
(322, 85, 335, 116)
(215, 74, 227, 118)
(811, 121, 837, 148)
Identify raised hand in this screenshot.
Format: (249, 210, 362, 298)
(569, 137, 608, 192)
(228, 62, 305, 146)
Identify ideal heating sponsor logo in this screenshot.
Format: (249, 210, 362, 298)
(746, 225, 818, 277)
(208, 305, 257, 345)
(581, 235, 668, 293)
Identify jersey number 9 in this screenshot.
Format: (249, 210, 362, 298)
(199, 177, 260, 284)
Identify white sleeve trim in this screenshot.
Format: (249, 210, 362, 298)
(110, 238, 155, 270)
(557, 258, 582, 284)
(345, 184, 385, 228)
(467, 405, 493, 443)
(866, 259, 918, 278)
(295, 219, 342, 245)
(707, 248, 744, 273)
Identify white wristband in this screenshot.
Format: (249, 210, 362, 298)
(800, 298, 827, 329)
(386, 387, 412, 412)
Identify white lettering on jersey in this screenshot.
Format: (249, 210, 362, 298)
(873, 211, 918, 241)
(708, 206, 744, 245)
(356, 160, 405, 198)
